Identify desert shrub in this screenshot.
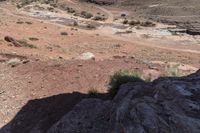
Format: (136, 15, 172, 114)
(81, 11, 93, 19)
(50, 3, 57, 7)
(126, 30, 133, 33)
(108, 70, 143, 97)
(86, 24, 96, 29)
(73, 21, 78, 26)
(73, 13, 80, 16)
(145, 73, 152, 82)
(59, 4, 75, 13)
(141, 34, 150, 39)
(18, 0, 56, 8)
(121, 13, 126, 17)
(17, 39, 37, 48)
(67, 8, 76, 13)
(136, 26, 142, 30)
(165, 65, 180, 77)
(25, 21, 32, 25)
(29, 37, 39, 41)
(122, 19, 128, 24)
(88, 89, 99, 97)
(141, 21, 156, 27)
(129, 20, 140, 26)
(93, 16, 106, 21)
(60, 32, 68, 35)
(16, 21, 24, 24)
(47, 7, 54, 12)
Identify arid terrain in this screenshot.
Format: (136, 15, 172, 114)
(0, 0, 200, 132)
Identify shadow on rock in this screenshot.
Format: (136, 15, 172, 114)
(0, 92, 108, 133)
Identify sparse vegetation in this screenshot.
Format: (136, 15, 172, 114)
(115, 30, 133, 34)
(129, 20, 140, 26)
(88, 89, 99, 97)
(73, 21, 78, 26)
(165, 65, 180, 77)
(59, 4, 76, 13)
(122, 19, 128, 24)
(121, 13, 126, 17)
(86, 24, 96, 29)
(145, 73, 152, 82)
(81, 11, 93, 19)
(122, 19, 156, 27)
(29, 37, 39, 41)
(108, 70, 143, 97)
(93, 16, 106, 21)
(47, 7, 54, 12)
(60, 32, 68, 36)
(17, 39, 37, 48)
(141, 21, 156, 27)
(141, 34, 151, 39)
(16, 21, 24, 24)
(18, 0, 57, 8)
(4, 36, 37, 48)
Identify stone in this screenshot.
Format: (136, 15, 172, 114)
(48, 70, 200, 133)
(79, 52, 95, 60)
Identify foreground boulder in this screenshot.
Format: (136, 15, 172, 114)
(48, 70, 200, 133)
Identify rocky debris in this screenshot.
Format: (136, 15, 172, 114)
(79, 52, 95, 60)
(48, 70, 200, 133)
(4, 36, 22, 47)
(4, 36, 36, 48)
(17, 0, 57, 8)
(156, 20, 200, 36)
(168, 28, 187, 35)
(186, 28, 200, 36)
(181, 23, 200, 36)
(7, 58, 21, 67)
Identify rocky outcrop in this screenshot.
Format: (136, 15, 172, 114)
(4, 36, 22, 47)
(48, 70, 200, 133)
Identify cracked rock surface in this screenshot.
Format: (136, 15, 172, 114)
(48, 70, 200, 133)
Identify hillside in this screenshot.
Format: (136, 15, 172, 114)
(1, 69, 200, 133)
(0, 0, 199, 132)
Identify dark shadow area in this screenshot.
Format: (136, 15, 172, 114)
(0, 92, 108, 133)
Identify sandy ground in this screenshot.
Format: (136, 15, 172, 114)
(0, 0, 200, 129)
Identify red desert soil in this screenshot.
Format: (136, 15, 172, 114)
(0, 0, 200, 129)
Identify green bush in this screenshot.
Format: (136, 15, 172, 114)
(108, 70, 143, 97)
